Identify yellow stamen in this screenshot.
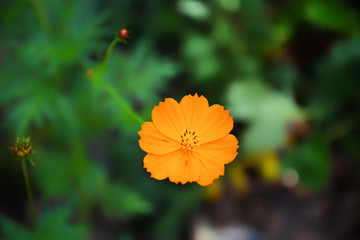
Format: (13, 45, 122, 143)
(180, 129, 200, 152)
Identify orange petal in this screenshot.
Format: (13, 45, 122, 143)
(197, 172, 219, 186)
(192, 151, 225, 176)
(198, 134, 239, 164)
(191, 134, 239, 186)
(179, 93, 210, 131)
(197, 104, 234, 143)
(144, 150, 202, 184)
(152, 98, 185, 141)
(138, 122, 180, 155)
(189, 151, 224, 186)
(169, 151, 201, 184)
(144, 150, 182, 180)
(196, 161, 221, 186)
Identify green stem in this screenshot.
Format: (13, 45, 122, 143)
(22, 159, 36, 227)
(30, 0, 51, 33)
(104, 82, 144, 125)
(102, 39, 119, 69)
(94, 37, 144, 125)
(69, 134, 91, 223)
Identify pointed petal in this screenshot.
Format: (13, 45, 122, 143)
(198, 134, 239, 164)
(174, 152, 202, 184)
(189, 151, 224, 186)
(197, 172, 219, 186)
(138, 122, 180, 155)
(144, 150, 182, 180)
(197, 104, 234, 143)
(168, 151, 187, 184)
(179, 94, 209, 131)
(191, 134, 239, 186)
(168, 151, 202, 184)
(152, 98, 185, 141)
(145, 150, 202, 184)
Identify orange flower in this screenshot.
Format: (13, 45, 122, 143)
(138, 94, 239, 186)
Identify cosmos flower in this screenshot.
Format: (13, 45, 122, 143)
(138, 94, 238, 186)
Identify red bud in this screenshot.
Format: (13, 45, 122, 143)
(118, 28, 129, 40)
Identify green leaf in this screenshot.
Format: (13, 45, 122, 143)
(0, 217, 35, 240)
(100, 40, 177, 135)
(5, 86, 76, 136)
(0, 205, 87, 240)
(303, 0, 359, 34)
(28, 157, 36, 167)
(228, 79, 301, 121)
(282, 136, 331, 191)
(177, 0, 209, 21)
(227, 79, 270, 120)
(227, 79, 303, 152)
(242, 120, 287, 152)
(150, 185, 201, 240)
(35, 206, 88, 240)
(105, 40, 178, 103)
(34, 152, 75, 199)
(77, 162, 107, 201)
(241, 0, 270, 39)
(20, 1, 106, 76)
(100, 183, 152, 218)
(182, 34, 220, 81)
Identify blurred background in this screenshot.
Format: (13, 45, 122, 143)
(1, 0, 360, 239)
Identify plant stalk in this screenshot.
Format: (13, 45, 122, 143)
(104, 82, 144, 125)
(22, 159, 36, 227)
(103, 38, 119, 69)
(95, 37, 145, 125)
(30, 0, 51, 33)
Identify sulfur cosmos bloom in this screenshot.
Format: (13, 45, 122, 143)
(138, 94, 239, 186)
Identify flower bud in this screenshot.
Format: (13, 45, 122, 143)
(10, 136, 33, 159)
(117, 28, 129, 40)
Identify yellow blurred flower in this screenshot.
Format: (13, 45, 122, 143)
(243, 151, 280, 183)
(228, 163, 249, 197)
(259, 151, 280, 183)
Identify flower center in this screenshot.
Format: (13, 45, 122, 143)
(180, 129, 200, 152)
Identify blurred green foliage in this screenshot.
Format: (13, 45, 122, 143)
(283, 135, 331, 191)
(1, 0, 360, 239)
(227, 79, 303, 152)
(1, 205, 88, 240)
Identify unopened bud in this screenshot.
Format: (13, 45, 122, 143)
(117, 28, 129, 40)
(10, 136, 33, 159)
